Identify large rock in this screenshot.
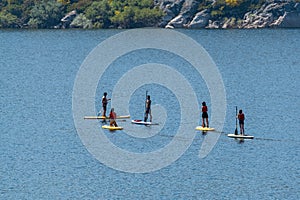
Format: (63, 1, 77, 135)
(274, 3, 300, 27)
(206, 20, 220, 29)
(222, 17, 238, 29)
(60, 10, 77, 29)
(158, 0, 201, 28)
(240, 2, 285, 28)
(188, 9, 210, 28)
(180, 0, 201, 16)
(161, 7, 176, 24)
(274, 11, 300, 28)
(239, 1, 300, 28)
(156, 0, 185, 27)
(166, 14, 187, 28)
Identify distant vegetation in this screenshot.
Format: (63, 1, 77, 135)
(0, 0, 164, 28)
(0, 0, 298, 29)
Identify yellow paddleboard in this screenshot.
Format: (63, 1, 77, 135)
(84, 115, 130, 119)
(102, 125, 123, 130)
(195, 126, 215, 131)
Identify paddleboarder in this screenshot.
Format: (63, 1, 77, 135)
(201, 101, 209, 128)
(109, 108, 118, 127)
(238, 109, 245, 135)
(102, 92, 111, 118)
(144, 95, 152, 122)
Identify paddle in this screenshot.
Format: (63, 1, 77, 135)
(145, 90, 148, 103)
(144, 90, 148, 121)
(234, 106, 238, 135)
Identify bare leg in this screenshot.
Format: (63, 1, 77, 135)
(202, 118, 206, 127)
(206, 118, 209, 128)
(102, 107, 107, 123)
(241, 124, 244, 135)
(103, 106, 107, 117)
(110, 120, 118, 127)
(240, 124, 244, 135)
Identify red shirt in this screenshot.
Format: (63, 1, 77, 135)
(202, 106, 207, 112)
(238, 113, 245, 121)
(109, 111, 116, 119)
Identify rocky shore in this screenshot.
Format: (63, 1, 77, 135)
(1, 0, 300, 29)
(154, 0, 300, 29)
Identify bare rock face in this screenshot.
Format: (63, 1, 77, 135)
(156, 0, 201, 28)
(207, 20, 220, 29)
(239, 1, 297, 29)
(60, 10, 77, 29)
(274, 3, 300, 28)
(167, 14, 187, 28)
(188, 9, 210, 29)
(156, 0, 300, 29)
(155, 0, 186, 27)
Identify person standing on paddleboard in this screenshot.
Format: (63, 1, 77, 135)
(202, 101, 209, 128)
(144, 95, 152, 122)
(238, 109, 245, 135)
(102, 92, 111, 118)
(109, 108, 118, 127)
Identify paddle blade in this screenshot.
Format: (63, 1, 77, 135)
(234, 128, 238, 135)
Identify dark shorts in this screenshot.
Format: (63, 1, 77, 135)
(202, 112, 208, 118)
(239, 120, 244, 125)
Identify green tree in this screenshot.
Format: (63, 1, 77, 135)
(66, 0, 93, 13)
(28, 0, 64, 28)
(4, 3, 23, 18)
(84, 1, 112, 28)
(135, 7, 163, 27)
(70, 13, 92, 28)
(0, 10, 18, 28)
(110, 0, 163, 28)
(110, 6, 133, 28)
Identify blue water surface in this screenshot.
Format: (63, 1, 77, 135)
(0, 29, 299, 199)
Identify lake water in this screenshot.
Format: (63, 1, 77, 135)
(0, 29, 299, 199)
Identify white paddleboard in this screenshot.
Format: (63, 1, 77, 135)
(102, 125, 123, 130)
(227, 134, 254, 139)
(195, 126, 215, 131)
(131, 120, 159, 125)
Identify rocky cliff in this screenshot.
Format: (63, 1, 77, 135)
(155, 0, 300, 29)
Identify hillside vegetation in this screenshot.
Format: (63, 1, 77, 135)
(0, 0, 164, 28)
(0, 0, 299, 28)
